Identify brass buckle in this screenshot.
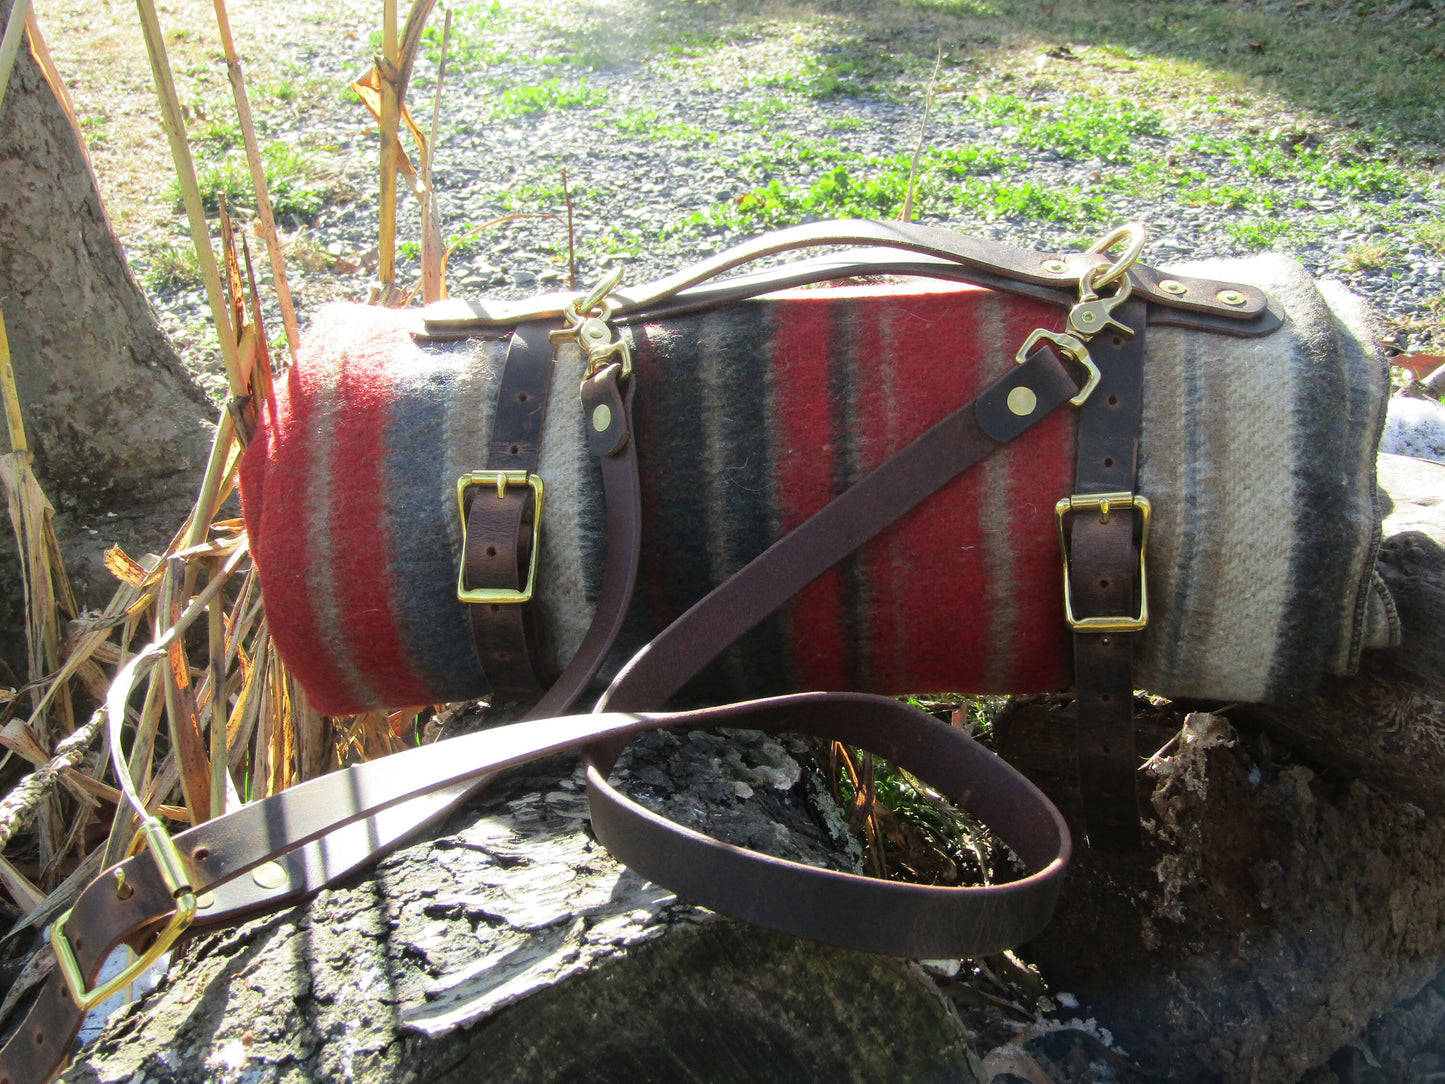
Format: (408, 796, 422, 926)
(456, 470, 545, 604)
(1055, 492, 1151, 632)
(52, 818, 196, 1010)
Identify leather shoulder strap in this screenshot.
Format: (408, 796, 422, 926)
(418, 220, 1278, 338)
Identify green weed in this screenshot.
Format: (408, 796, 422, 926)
(142, 241, 205, 291)
(724, 97, 791, 127)
(180, 143, 329, 222)
(1189, 134, 1404, 198)
(1225, 218, 1297, 249)
(957, 179, 1106, 224)
(196, 115, 242, 150)
(708, 164, 914, 229)
(424, 1, 512, 68)
(831, 742, 1005, 886)
(965, 91, 1166, 163)
(612, 108, 718, 145)
(1419, 221, 1445, 256)
(935, 145, 1021, 177)
(1180, 182, 1273, 212)
(495, 78, 606, 118)
(1343, 242, 1396, 272)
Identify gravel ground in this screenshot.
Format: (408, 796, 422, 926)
(118, 2, 1445, 401)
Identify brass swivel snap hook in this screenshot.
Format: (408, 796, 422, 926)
(1013, 222, 1148, 407)
(1067, 265, 1135, 341)
(551, 267, 632, 381)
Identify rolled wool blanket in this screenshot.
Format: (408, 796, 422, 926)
(239, 255, 1390, 716)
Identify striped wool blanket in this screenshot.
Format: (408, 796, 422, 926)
(240, 256, 1391, 716)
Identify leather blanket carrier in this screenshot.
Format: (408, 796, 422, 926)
(5, 220, 1391, 1084)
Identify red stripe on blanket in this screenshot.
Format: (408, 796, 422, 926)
(867, 289, 996, 692)
(995, 297, 1075, 691)
(771, 298, 852, 689)
(242, 364, 355, 712)
(328, 349, 430, 705)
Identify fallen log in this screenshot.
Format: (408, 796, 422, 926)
(60, 750, 991, 1084)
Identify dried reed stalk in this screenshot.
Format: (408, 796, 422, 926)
(211, 0, 301, 363)
(0, 299, 78, 880)
(0, 0, 439, 930)
(134, 0, 242, 399)
(420, 7, 451, 303)
(378, 0, 400, 291)
(372, 0, 440, 301)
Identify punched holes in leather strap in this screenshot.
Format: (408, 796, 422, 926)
(465, 321, 557, 696)
(1067, 298, 1148, 852)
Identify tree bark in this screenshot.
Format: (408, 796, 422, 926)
(994, 695, 1445, 1083)
(0, 0, 213, 637)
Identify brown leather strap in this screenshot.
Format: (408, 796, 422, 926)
(420, 220, 1273, 337)
(1068, 298, 1148, 851)
(7, 337, 1089, 1084)
(464, 321, 555, 696)
(582, 345, 1084, 947)
(525, 363, 640, 721)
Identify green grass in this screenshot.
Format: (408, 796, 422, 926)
(1420, 221, 1445, 257)
(179, 142, 330, 222)
(495, 77, 606, 118)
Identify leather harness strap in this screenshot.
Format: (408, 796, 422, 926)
(4, 335, 1088, 1084)
(420, 219, 1273, 335)
(463, 321, 556, 696)
(1066, 297, 1149, 850)
(526, 365, 640, 721)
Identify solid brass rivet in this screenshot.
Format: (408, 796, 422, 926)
(1041, 259, 1069, 275)
(1217, 289, 1247, 306)
(1159, 279, 1187, 295)
(195, 892, 216, 910)
(1007, 386, 1038, 417)
(251, 862, 288, 890)
(592, 404, 612, 433)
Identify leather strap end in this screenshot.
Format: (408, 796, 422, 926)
(976, 344, 1086, 444)
(581, 366, 631, 458)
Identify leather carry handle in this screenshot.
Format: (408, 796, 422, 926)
(419, 218, 1274, 337)
(5, 328, 1089, 1084)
